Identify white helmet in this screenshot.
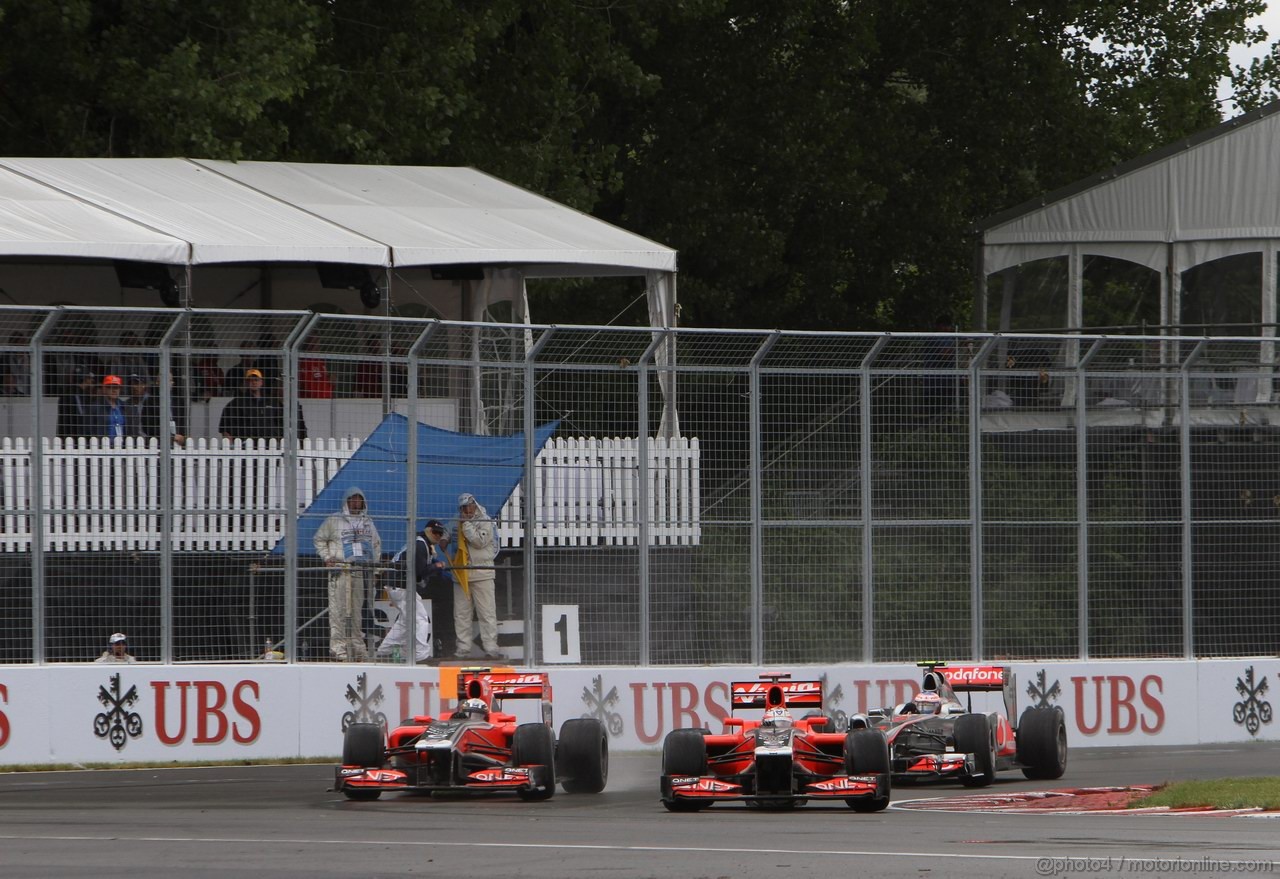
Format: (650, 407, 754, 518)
(912, 691, 943, 715)
(762, 706, 793, 728)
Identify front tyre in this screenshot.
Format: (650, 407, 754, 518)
(661, 728, 710, 812)
(843, 728, 891, 811)
(955, 713, 995, 787)
(342, 722, 385, 767)
(558, 717, 609, 793)
(513, 723, 556, 801)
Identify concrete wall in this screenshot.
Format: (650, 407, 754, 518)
(0, 658, 1275, 765)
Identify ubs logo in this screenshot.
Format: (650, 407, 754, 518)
(94, 674, 143, 751)
(1233, 666, 1272, 736)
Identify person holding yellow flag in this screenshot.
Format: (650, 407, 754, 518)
(450, 492, 503, 660)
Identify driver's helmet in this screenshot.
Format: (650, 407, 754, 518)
(911, 691, 942, 715)
(761, 706, 793, 729)
(458, 698, 489, 719)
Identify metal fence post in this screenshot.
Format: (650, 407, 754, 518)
(1180, 340, 1204, 659)
(860, 335, 890, 662)
(523, 327, 553, 665)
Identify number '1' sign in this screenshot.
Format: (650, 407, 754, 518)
(541, 605, 581, 664)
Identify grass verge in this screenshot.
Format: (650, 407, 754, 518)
(1133, 777, 1280, 811)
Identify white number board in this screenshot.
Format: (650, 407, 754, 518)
(541, 604, 581, 664)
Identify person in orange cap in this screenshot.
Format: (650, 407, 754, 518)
(91, 374, 136, 440)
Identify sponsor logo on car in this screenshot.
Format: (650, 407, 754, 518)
(940, 666, 1005, 686)
(469, 767, 530, 782)
(809, 776, 878, 792)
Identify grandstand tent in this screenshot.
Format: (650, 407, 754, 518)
(0, 157, 679, 435)
(0, 157, 677, 327)
(976, 101, 1280, 339)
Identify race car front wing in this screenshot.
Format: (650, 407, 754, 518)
(335, 763, 554, 796)
(660, 772, 887, 805)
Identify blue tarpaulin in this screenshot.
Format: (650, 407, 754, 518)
(276, 413, 559, 556)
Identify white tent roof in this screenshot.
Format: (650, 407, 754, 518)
(0, 163, 187, 263)
(980, 103, 1280, 275)
(0, 158, 676, 273)
(197, 161, 677, 271)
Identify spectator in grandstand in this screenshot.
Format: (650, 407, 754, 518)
(192, 354, 224, 403)
(315, 486, 382, 662)
(224, 333, 281, 392)
(218, 368, 307, 440)
(1, 332, 30, 396)
(94, 632, 136, 664)
(129, 372, 188, 445)
(56, 365, 98, 438)
(299, 336, 333, 399)
(451, 493, 503, 660)
(102, 331, 149, 381)
(91, 374, 137, 440)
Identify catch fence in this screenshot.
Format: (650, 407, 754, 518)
(0, 306, 1277, 665)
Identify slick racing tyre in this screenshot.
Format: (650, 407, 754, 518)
(341, 722, 385, 801)
(955, 713, 996, 787)
(513, 723, 557, 801)
(843, 728, 891, 811)
(661, 728, 710, 812)
(558, 717, 609, 794)
(1016, 706, 1068, 780)
(343, 721, 385, 767)
(662, 728, 708, 776)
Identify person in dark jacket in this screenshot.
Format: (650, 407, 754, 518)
(56, 365, 98, 438)
(416, 520, 456, 658)
(218, 368, 307, 441)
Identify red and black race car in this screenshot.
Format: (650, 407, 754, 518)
(858, 662, 1067, 786)
(335, 668, 608, 801)
(659, 673, 891, 812)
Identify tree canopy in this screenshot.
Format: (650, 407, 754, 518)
(0, 0, 1275, 329)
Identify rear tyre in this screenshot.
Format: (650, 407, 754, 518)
(558, 717, 609, 793)
(513, 723, 557, 801)
(955, 713, 995, 787)
(661, 728, 709, 812)
(1016, 706, 1068, 780)
(843, 728, 891, 811)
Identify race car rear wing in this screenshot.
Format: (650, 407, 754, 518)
(932, 664, 1017, 720)
(730, 679, 824, 711)
(937, 665, 1006, 692)
(488, 674, 552, 699)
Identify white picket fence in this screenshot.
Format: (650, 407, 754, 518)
(0, 435, 700, 552)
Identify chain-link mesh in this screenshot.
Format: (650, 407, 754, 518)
(1, 309, 1279, 664)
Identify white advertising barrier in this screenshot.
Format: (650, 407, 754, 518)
(0, 658, 1277, 766)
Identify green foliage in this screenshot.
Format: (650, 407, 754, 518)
(0, 0, 321, 157)
(0, 0, 1271, 326)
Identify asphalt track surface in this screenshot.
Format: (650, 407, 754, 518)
(2, 745, 1279, 879)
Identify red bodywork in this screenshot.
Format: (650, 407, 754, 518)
(660, 674, 889, 810)
(335, 669, 557, 798)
